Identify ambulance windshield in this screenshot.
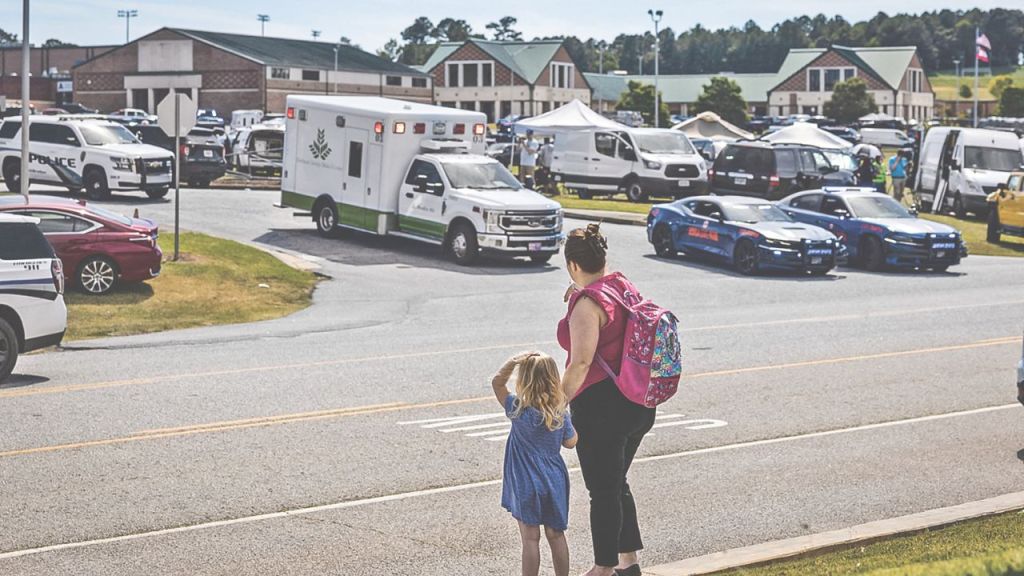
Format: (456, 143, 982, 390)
(441, 161, 523, 190)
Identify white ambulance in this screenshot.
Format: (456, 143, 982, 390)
(280, 96, 564, 265)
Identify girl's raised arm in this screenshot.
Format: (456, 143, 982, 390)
(491, 353, 534, 407)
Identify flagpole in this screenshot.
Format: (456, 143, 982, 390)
(973, 26, 979, 128)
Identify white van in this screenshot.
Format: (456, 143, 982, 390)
(280, 96, 563, 265)
(232, 123, 284, 176)
(914, 127, 1024, 217)
(230, 109, 264, 131)
(859, 128, 914, 148)
(551, 128, 707, 202)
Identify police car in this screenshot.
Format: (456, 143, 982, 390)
(780, 187, 966, 272)
(0, 116, 174, 200)
(0, 213, 67, 382)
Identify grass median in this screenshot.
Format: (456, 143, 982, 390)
(716, 509, 1024, 576)
(65, 232, 318, 340)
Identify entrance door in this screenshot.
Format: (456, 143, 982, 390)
(131, 89, 149, 112)
(340, 128, 369, 230)
(152, 89, 170, 112)
(479, 101, 495, 123)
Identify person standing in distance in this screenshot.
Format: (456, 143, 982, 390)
(520, 129, 540, 189)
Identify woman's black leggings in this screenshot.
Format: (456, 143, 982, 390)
(571, 378, 657, 568)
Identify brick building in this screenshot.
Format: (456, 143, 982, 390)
(420, 39, 591, 122)
(71, 28, 430, 115)
(1, 44, 116, 107)
(767, 46, 934, 121)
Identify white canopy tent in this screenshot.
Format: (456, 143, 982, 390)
(513, 99, 625, 135)
(858, 112, 900, 123)
(671, 111, 753, 141)
(760, 122, 853, 150)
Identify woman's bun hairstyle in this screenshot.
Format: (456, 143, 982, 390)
(564, 223, 608, 273)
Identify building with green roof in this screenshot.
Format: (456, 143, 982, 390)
(72, 27, 430, 115)
(420, 39, 591, 122)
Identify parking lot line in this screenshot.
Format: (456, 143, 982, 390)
(0, 402, 1015, 562)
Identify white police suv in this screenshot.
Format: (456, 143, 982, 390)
(0, 213, 67, 382)
(0, 116, 174, 200)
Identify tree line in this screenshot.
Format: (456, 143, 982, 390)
(386, 9, 1024, 74)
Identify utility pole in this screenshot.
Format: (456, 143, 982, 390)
(257, 14, 269, 37)
(973, 26, 979, 128)
(333, 45, 339, 94)
(952, 58, 960, 120)
(117, 9, 138, 44)
(19, 0, 29, 201)
(648, 9, 663, 128)
(597, 41, 606, 113)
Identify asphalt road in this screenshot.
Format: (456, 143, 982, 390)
(1, 185, 1023, 575)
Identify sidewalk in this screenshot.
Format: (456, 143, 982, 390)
(645, 490, 1024, 575)
(562, 208, 646, 226)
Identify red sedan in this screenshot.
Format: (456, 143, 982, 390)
(0, 196, 161, 295)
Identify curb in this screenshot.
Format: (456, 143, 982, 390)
(563, 210, 646, 227)
(645, 491, 1024, 575)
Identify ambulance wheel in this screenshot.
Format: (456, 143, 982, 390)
(145, 187, 169, 199)
(0, 317, 18, 384)
(987, 208, 1001, 243)
(733, 240, 759, 275)
(625, 179, 648, 202)
(84, 168, 111, 200)
(860, 236, 885, 271)
(314, 199, 339, 238)
(2, 160, 22, 194)
(448, 223, 479, 266)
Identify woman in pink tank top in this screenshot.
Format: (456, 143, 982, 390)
(558, 224, 656, 576)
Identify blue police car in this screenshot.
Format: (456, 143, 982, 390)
(647, 195, 843, 275)
(778, 187, 967, 272)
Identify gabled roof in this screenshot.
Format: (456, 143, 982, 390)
(136, 28, 425, 76)
(770, 45, 921, 92)
(422, 39, 565, 84)
(774, 49, 825, 82)
(584, 72, 777, 104)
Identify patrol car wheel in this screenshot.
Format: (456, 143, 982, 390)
(733, 240, 759, 275)
(625, 179, 648, 202)
(860, 236, 885, 271)
(77, 256, 118, 295)
(987, 209, 1001, 243)
(448, 223, 479, 266)
(145, 187, 169, 199)
(2, 161, 21, 194)
(84, 169, 111, 200)
(0, 317, 18, 383)
(315, 201, 339, 238)
(653, 225, 676, 258)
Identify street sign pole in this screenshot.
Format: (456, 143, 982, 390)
(174, 96, 181, 261)
(157, 92, 196, 262)
(19, 0, 29, 202)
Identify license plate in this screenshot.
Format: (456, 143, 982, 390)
(734, 177, 747, 185)
(528, 242, 542, 252)
(677, 180, 690, 187)
(811, 257, 822, 265)
(203, 150, 213, 158)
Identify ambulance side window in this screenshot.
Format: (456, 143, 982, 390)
(348, 141, 363, 178)
(405, 160, 444, 195)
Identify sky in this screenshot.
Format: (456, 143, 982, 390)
(0, 0, 1010, 52)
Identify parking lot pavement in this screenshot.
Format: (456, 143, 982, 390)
(2, 185, 1024, 574)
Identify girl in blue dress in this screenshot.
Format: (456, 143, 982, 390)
(492, 352, 578, 576)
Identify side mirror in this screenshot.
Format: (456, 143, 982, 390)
(908, 206, 919, 216)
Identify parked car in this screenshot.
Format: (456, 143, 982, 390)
(646, 195, 843, 275)
(232, 123, 284, 176)
(1, 103, 35, 118)
(779, 187, 966, 272)
(485, 142, 514, 167)
(708, 142, 854, 200)
(859, 128, 914, 148)
(986, 172, 1024, 243)
(0, 196, 161, 295)
(61, 102, 100, 115)
(107, 108, 157, 125)
(0, 212, 67, 382)
(196, 108, 225, 129)
(129, 125, 227, 187)
(821, 126, 861, 145)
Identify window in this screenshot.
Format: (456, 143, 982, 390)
(798, 149, 831, 172)
(271, 67, 289, 79)
(690, 201, 723, 220)
(550, 63, 575, 89)
(385, 76, 402, 87)
(301, 69, 320, 81)
(17, 211, 94, 234)
(0, 122, 21, 139)
(405, 160, 444, 194)
(481, 63, 492, 87)
(790, 193, 823, 211)
(0, 223, 54, 260)
(775, 149, 798, 177)
(412, 77, 427, 88)
(440, 101, 456, 109)
(51, 125, 80, 147)
(809, 67, 855, 91)
(28, 124, 59, 144)
(844, 68, 855, 81)
(447, 63, 459, 87)
(820, 196, 849, 217)
(824, 69, 841, 91)
(447, 62, 494, 88)
(808, 69, 821, 92)
(347, 141, 363, 178)
(594, 132, 617, 158)
(463, 64, 479, 87)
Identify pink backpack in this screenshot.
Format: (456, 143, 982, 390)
(594, 287, 682, 408)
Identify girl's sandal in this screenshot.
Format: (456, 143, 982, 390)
(614, 566, 641, 576)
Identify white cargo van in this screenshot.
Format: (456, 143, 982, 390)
(280, 96, 563, 265)
(914, 127, 1024, 217)
(551, 128, 707, 202)
(859, 128, 914, 148)
(230, 110, 264, 131)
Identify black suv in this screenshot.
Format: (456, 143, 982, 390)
(130, 125, 227, 188)
(709, 142, 855, 200)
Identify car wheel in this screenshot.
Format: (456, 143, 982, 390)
(987, 208, 1001, 243)
(146, 187, 169, 199)
(315, 201, 339, 238)
(84, 168, 111, 200)
(2, 160, 22, 194)
(530, 254, 553, 265)
(448, 222, 480, 266)
(577, 189, 592, 200)
(952, 193, 966, 219)
(860, 236, 885, 271)
(652, 224, 676, 258)
(733, 240, 759, 275)
(77, 256, 118, 295)
(625, 180, 648, 202)
(0, 317, 18, 383)
(197, 180, 211, 188)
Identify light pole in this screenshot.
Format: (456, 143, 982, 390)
(648, 9, 663, 128)
(597, 41, 607, 113)
(332, 45, 339, 94)
(952, 58, 961, 119)
(257, 14, 269, 36)
(19, 0, 29, 201)
(116, 9, 137, 44)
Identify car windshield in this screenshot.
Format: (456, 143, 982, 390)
(847, 195, 914, 219)
(442, 161, 522, 190)
(824, 151, 857, 171)
(633, 132, 696, 155)
(722, 203, 793, 223)
(963, 146, 1023, 172)
(86, 205, 134, 226)
(79, 124, 139, 145)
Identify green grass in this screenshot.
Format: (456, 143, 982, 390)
(715, 509, 1024, 576)
(64, 232, 318, 340)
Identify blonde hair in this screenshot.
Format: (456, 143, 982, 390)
(512, 353, 568, 431)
